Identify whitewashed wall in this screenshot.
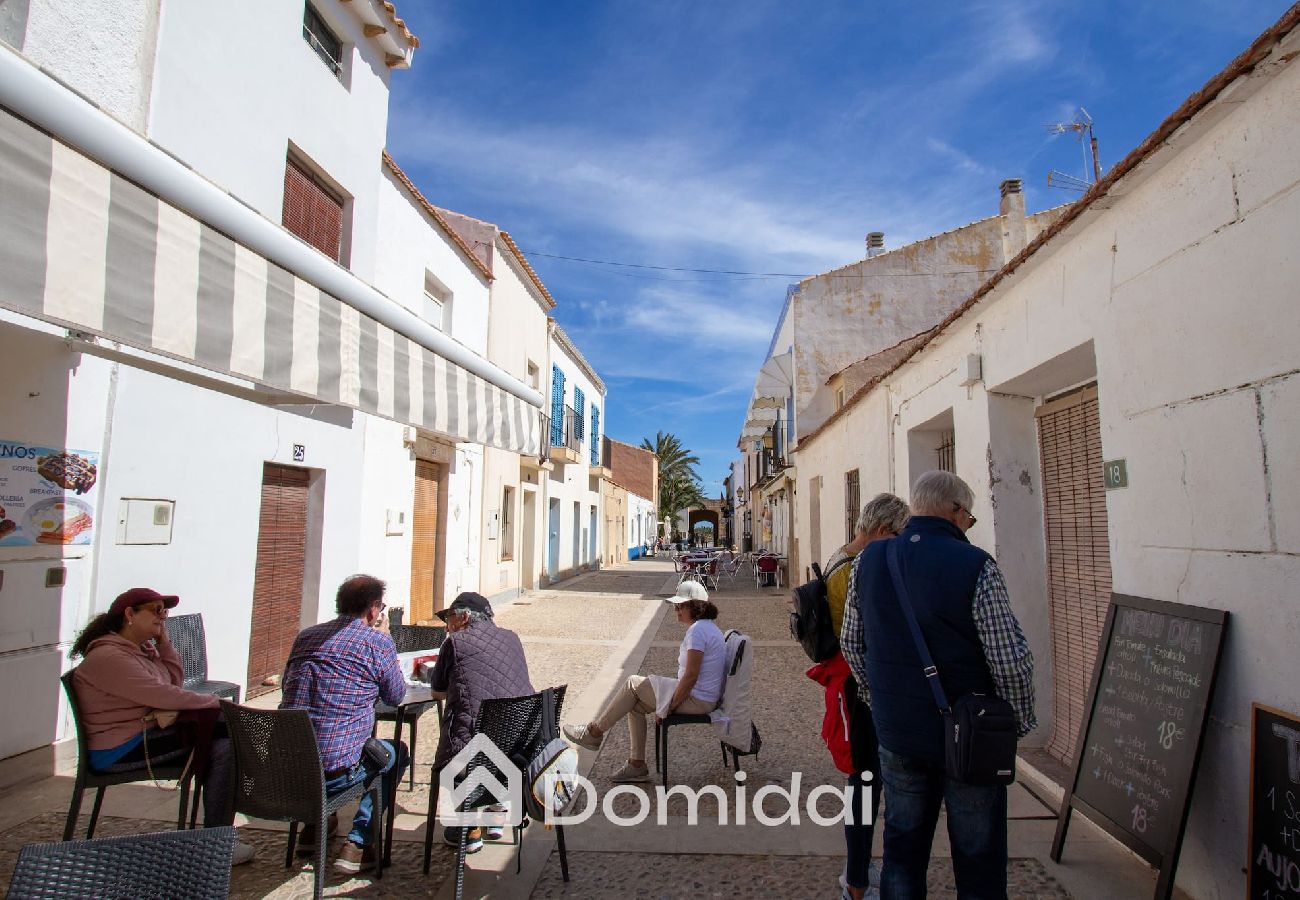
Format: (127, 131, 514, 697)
(791, 48, 1300, 899)
(146, 2, 393, 281)
(628, 492, 655, 556)
(479, 243, 550, 601)
(20, 0, 161, 132)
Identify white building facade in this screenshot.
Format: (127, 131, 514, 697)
(787, 14, 1300, 898)
(544, 325, 606, 581)
(0, 1, 544, 757)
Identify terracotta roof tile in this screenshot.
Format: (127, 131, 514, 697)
(380, 1, 420, 48)
(381, 151, 493, 282)
(499, 232, 557, 310)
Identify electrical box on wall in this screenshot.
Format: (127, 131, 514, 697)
(116, 499, 175, 545)
(385, 509, 406, 536)
(487, 510, 499, 540)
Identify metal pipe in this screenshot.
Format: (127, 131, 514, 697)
(0, 44, 543, 408)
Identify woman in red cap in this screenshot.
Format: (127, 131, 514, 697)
(70, 587, 255, 865)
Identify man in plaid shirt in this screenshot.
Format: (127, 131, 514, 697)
(281, 574, 409, 874)
(845, 470, 1035, 899)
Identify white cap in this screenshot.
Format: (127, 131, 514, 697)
(669, 580, 708, 603)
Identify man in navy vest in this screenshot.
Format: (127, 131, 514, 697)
(844, 471, 1036, 898)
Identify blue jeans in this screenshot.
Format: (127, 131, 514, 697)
(878, 746, 1007, 900)
(323, 740, 410, 847)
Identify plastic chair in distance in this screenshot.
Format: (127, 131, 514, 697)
(221, 701, 386, 900)
(755, 554, 781, 588)
(423, 686, 572, 899)
(164, 614, 241, 703)
(376, 623, 446, 790)
(60, 670, 199, 840)
(7, 826, 235, 900)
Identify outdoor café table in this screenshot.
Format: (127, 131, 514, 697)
(375, 650, 440, 851)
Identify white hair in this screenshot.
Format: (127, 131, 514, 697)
(857, 493, 911, 535)
(910, 470, 974, 517)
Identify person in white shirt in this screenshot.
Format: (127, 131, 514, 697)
(564, 580, 726, 782)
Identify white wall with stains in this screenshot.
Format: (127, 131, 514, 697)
(790, 40, 1300, 899)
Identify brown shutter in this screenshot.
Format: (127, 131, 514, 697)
(409, 459, 441, 623)
(282, 157, 344, 261)
(1036, 386, 1113, 762)
(246, 464, 310, 698)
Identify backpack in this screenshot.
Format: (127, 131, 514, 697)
(789, 561, 841, 662)
(512, 688, 579, 826)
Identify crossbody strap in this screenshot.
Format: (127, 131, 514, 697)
(541, 687, 557, 740)
(885, 540, 951, 714)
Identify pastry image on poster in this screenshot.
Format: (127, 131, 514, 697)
(0, 440, 101, 547)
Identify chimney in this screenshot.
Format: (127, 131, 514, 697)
(999, 179, 1027, 261)
(865, 232, 885, 258)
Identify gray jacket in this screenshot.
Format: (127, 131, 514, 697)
(429, 619, 533, 769)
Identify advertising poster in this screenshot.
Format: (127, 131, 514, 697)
(0, 439, 100, 547)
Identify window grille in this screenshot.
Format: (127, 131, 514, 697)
(844, 469, 861, 543)
(302, 5, 343, 77)
(936, 430, 957, 473)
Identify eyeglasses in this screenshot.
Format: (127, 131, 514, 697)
(135, 603, 167, 617)
(953, 503, 977, 527)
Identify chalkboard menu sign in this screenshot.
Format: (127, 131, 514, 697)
(1051, 594, 1227, 900)
(1251, 704, 1300, 900)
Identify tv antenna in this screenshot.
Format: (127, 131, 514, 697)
(1046, 107, 1103, 192)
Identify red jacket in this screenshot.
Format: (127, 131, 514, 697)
(806, 652, 854, 775)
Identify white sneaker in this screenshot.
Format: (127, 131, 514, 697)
(610, 761, 651, 783)
(231, 840, 257, 866)
(562, 723, 602, 751)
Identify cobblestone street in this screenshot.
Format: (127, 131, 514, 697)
(0, 558, 1160, 898)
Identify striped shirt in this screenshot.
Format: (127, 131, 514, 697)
(842, 554, 1037, 737)
(280, 616, 406, 772)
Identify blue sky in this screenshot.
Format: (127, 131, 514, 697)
(386, 1, 1289, 494)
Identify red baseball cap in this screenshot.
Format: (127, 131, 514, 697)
(109, 587, 180, 617)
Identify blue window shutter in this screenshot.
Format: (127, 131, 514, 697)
(550, 365, 565, 446)
(590, 405, 600, 465)
(574, 387, 585, 440)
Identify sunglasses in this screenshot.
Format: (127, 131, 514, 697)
(134, 603, 168, 617)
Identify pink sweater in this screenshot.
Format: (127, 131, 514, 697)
(73, 633, 219, 750)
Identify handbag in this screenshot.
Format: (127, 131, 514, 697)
(514, 688, 579, 827)
(885, 540, 1018, 786)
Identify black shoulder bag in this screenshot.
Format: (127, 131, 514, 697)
(885, 540, 1018, 785)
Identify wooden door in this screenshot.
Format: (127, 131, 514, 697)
(1037, 385, 1113, 763)
(246, 464, 310, 698)
(409, 459, 441, 623)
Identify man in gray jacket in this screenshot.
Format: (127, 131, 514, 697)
(428, 591, 533, 852)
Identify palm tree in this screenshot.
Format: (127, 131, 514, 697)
(642, 431, 705, 531)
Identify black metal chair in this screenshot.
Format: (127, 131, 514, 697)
(60, 670, 198, 840)
(164, 614, 240, 702)
(7, 825, 235, 900)
(422, 686, 572, 900)
(220, 702, 386, 900)
(375, 623, 446, 790)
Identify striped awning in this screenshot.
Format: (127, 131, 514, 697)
(0, 104, 541, 456)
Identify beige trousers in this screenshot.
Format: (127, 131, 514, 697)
(594, 674, 714, 760)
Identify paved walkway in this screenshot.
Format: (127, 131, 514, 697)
(0, 557, 1162, 898)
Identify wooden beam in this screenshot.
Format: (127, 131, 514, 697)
(385, 53, 405, 68)
(364, 23, 387, 37)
